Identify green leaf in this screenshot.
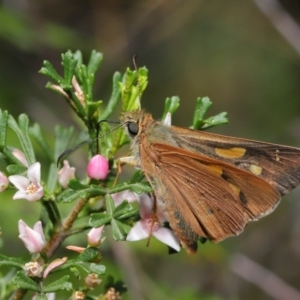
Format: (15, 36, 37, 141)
(61, 51, 78, 89)
(8, 114, 35, 165)
(113, 201, 137, 219)
(0, 109, 8, 148)
(89, 263, 106, 275)
(89, 213, 112, 227)
(105, 193, 115, 216)
(202, 112, 228, 129)
(87, 50, 103, 77)
(29, 123, 53, 161)
(39, 60, 64, 84)
(56, 189, 86, 203)
(87, 100, 102, 118)
(110, 182, 152, 194)
(192, 97, 212, 129)
(12, 271, 41, 292)
(77, 247, 100, 262)
(111, 219, 129, 241)
(6, 164, 27, 175)
(60, 259, 106, 275)
(162, 96, 180, 120)
(128, 170, 145, 183)
(0, 253, 25, 268)
(36, 294, 48, 300)
(100, 71, 122, 120)
(68, 179, 88, 190)
(43, 275, 72, 293)
(46, 163, 58, 194)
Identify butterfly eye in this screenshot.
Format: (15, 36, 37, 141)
(128, 122, 139, 136)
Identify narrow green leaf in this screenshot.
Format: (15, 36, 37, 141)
(162, 96, 180, 120)
(36, 294, 48, 300)
(39, 60, 64, 84)
(109, 181, 152, 195)
(89, 263, 106, 275)
(8, 114, 35, 165)
(111, 219, 128, 241)
(68, 179, 88, 190)
(77, 247, 100, 262)
(128, 170, 145, 183)
(87, 100, 103, 118)
(6, 164, 27, 175)
(61, 51, 78, 89)
(105, 193, 115, 216)
(192, 97, 212, 129)
(0, 109, 8, 147)
(202, 112, 228, 129)
(100, 71, 122, 120)
(89, 213, 112, 227)
(87, 50, 103, 77)
(113, 201, 137, 219)
(12, 271, 40, 292)
(43, 275, 72, 293)
(56, 189, 86, 203)
(0, 253, 25, 268)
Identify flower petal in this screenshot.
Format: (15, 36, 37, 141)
(111, 190, 137, 206)
(43, 257, 67, 278)
(9, 175, 30, 191)
(153, 227, 181, 252)
(136, 193, 153, 219)
(162, 112, 172, 126)
(27, 162, 41, 184)
(126, 220, 150, 241)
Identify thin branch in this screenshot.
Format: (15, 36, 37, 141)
(229, 253, 300, 300)
(253, 0, 300, 57)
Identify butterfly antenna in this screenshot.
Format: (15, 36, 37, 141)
(56, 121, 126, 167)
(133, 54, 141, 104)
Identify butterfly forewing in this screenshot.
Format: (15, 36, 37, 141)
(170, 127, 300, 195)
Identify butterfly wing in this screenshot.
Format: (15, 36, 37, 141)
(140, 142, 280, 254)
(170, 126, 300, 196)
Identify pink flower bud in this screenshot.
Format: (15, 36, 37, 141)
(0, 172, 9, 192)
(12, 148, 29, 167)
(18, 220, 47, 253)
(87, 155, 109, 180)
(87, 226, 104, 247)
(58, 160, 75, 188)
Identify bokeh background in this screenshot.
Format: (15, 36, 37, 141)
(1, 0, 300, 299)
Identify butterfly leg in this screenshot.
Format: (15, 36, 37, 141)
(120, 156, 141, 167)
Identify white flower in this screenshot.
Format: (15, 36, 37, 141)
(111, 190, 137, 206)
(0, 171, 9, 192)
(18, 220, 47, 253)
(9, 162, 44, 201)
(126, 193, 180, 252)
(58, 160, 75, 188)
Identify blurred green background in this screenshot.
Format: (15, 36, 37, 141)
(1, 1, 300, 299)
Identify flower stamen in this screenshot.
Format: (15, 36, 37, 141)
(26, 183, 38, 194)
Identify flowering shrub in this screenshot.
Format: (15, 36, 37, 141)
(0, 50, 227, 299)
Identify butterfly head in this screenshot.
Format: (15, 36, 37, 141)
(120, 109, 153, 139)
